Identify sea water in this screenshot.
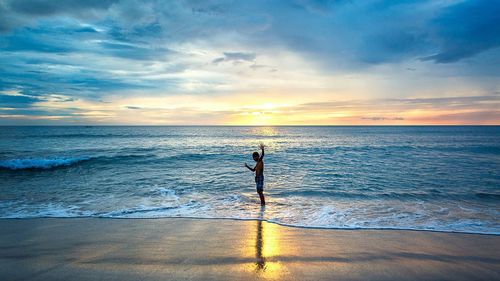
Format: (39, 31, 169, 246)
(0, 126, 499, 234)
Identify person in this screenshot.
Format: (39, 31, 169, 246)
(245, 143, 266, 205)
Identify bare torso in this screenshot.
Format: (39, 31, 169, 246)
(255, 160, 264, 177)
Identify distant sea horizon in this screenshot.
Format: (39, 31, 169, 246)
(0, 124, 500, 127)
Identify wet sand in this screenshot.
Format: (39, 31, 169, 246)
(0, 218, 499, 281)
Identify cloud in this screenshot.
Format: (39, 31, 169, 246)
(0, 89, 75, 108)
(0, 0, 118, 32)
(0, 0, 499, 124)
(7, 0, 117, 16)
(6, 0, 118, 16)
(412, 110, 500, 124)
(98, 41, 174, 60)
(1, 29, 75, 53)
(2, 1, 499, 71)
(125, 105, 141, 109)
(297, 95, 500, 111)
(361, 116, 404, 121)
(212, 52, 256, 64)
(2, 1, 500, 67)
(420, 0, 500, 63)
(42, 94, 76, 102)
(0, 90, 40, 107)
(240, 0, 500, 71)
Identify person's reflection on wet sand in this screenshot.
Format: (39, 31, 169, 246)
(255, 206, 265, 271)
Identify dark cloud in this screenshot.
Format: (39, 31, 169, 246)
(75, 26, 99, 33)
(0, 91, 75, 108)
(241, 0, 500, 70)
(248, 0, 434, 68)
(0, 0, 118, 33)
(126, 106, 141, 109)
(421, 0, 500, 63)
(0, 2, 20, 32)
(98, 41, 173, 60)
(1, 29, 75, 53)
(294, 0, 346, 15)
(212, 52, 256, 64)
(3, 1, 499, 67)
(0, 93, 40, 107)
(7, 0, 117, 16)
(0, 54, 156, 102)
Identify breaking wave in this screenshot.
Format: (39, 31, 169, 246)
(0, 157, 92, 170)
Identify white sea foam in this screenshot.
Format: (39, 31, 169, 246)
(1, 198, 499, 234)
(0, 203, 94, 218)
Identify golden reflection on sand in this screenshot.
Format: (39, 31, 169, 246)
(253, 207, 283, 279)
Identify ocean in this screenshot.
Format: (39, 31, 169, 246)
(0, 126, 499, 234)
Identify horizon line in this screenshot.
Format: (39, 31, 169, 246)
(1, 124, 499, 127)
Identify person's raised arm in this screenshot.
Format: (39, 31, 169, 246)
(259, 143, 265, 161)
(244, 162, 255, 172)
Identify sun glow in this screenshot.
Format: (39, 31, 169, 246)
(12, 87, 498, 125)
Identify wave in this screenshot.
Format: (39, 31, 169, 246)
(16, 133, 271, 139)
(475, 192, 500, 200)
(23, 133, 166, 139)
(102, 206, 181, 216)
(0, 152, 225, 171)
(0, 157, 92, 170)
(168, 153, 220, 161)
(0, 154, 154, 170)
(273, 189, 500, 201)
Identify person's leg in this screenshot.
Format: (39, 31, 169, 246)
(257, 191, 265, 206)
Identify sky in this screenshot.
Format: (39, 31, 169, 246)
(0, 0, 499, 125)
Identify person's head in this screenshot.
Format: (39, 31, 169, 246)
(252, 151, 260, 162)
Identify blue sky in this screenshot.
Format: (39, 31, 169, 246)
(0, 0, 499, 125)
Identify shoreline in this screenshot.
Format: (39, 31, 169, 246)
(2, 216, 499, 236)
(1, 217, 499, 280)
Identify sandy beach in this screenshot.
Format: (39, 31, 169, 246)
(0, 218, 499, 281)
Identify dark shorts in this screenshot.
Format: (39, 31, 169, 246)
(255, 175, 264, 192)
